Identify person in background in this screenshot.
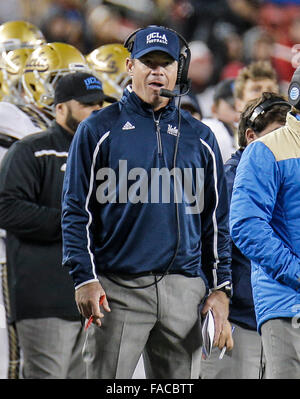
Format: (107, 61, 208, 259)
(0, 41, 95, 164)
(234, 60, 279, 113)
(230, 67, 300, 379)
(200, 91, 291, 379)
(202, 79, 239, 163)
(0, 38, 94, 379)
(0, 71, 104, 379)
(0, 19, 46, 380)
(188, 40, 215, 118)
(86, 43, 132, 104)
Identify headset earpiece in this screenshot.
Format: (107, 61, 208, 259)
(124, 27, 143, 54)
(248, 97, 290, 129)
(176, 54, 185, 85)
(176, 47, 191, 87)
(124, 31, 137, 53)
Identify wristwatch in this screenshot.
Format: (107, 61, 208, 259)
(217, 284, 233, 299)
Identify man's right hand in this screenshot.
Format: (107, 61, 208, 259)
(75, 281, 111, 327)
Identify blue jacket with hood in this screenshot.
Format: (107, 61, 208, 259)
(62, 88, 232, 290)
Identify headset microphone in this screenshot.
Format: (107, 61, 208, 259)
(159, 81, 191, 98)
(159, 88, 176, 98)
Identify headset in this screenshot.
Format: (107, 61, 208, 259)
(248, 97, 291, 129)
(124, 25, 191, 97)
(288, 66, 300, 109)
(239, 95, 290, 149)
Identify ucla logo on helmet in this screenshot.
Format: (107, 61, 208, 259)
(24, 50, 48, 73)
(24, 57, 48, 72)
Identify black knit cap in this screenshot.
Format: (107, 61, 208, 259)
(54, 72, 104, 105)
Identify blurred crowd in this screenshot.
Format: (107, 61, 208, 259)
(0, 0, 300, 114)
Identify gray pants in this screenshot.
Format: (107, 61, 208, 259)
(83, 273, 206, 379)
(261, 318, 300, 379)
(16, 317, 86, 379)
(200, 322, 264, 379)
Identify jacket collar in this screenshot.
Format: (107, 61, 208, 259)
(225, 148, 244, 167)
(121, 85, 177, 120)
(51, 120, 73, 143)
(288, 111, 300, 136)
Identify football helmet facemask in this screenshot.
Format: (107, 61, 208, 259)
(0, 69, 10, 101)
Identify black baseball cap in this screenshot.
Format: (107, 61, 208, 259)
(213, 78, 235, 107)
(54, 72, 105, 105)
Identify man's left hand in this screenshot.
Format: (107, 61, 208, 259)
(201, 290, 233, 350)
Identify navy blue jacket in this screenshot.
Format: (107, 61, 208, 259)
(62, 89, 232, 290)
(225, 149, 257, 330)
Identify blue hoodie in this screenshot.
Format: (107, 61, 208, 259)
(62, 88, 232, 290)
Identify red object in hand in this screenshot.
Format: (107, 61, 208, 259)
(85, 295, 106, 331)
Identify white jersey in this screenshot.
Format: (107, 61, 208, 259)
(0, 101, 51, 165)
(0, 100, 50, 137)
(0, 101, 51, 379)
(202, 118, 236, 164)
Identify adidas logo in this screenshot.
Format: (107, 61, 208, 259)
(122, 121, 135, 130)
(60, 163, 66, 172)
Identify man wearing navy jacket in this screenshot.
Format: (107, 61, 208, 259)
(62, 25, 233, 379)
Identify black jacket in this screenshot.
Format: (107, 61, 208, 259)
(0, 121, 79, 322)
(224, 149, 257, 330)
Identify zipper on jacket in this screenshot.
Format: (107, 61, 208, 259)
(152, 110, 163, 156)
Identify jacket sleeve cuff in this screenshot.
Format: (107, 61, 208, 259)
(63, 253, 98, 289)
(75, 278, 99, 290)
(211, 280, 231, 291)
